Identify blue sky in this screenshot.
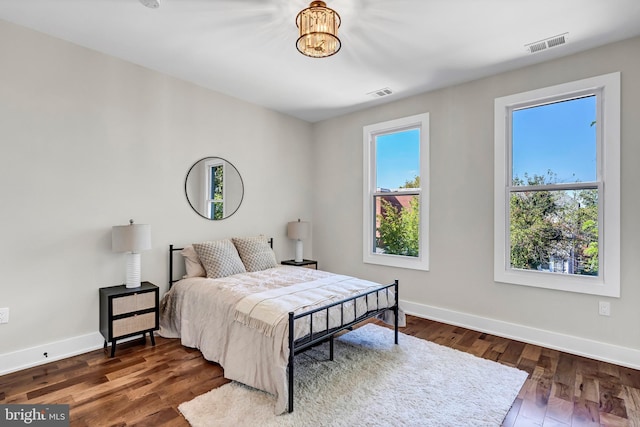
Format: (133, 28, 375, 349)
(512, 95, 597, 184)
(376, 128, 420, 189)
(375, 96, 595, 189)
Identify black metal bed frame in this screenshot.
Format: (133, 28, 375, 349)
(168, 242, 399, 413)
(287, 281, 398, 412)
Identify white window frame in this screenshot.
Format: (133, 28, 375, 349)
(204, 158, 226, 219)
(363, 113, 430, 271)
(494, 72, 620, 297)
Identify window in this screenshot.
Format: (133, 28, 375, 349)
(494, 72, 620, 296)
(363, 113, 429, 270)
(205, 159, 225, 220)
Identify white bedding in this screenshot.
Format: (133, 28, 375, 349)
(159, 266, 396, 414)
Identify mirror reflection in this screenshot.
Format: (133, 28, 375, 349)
(185, 157, 244, 220)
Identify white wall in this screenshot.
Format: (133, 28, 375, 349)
(0, 19, 313, 361)
(311, 36, 640, 366)
(2, 16, 639, 373)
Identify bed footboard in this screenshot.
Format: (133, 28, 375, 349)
(287, 279, 399, 413)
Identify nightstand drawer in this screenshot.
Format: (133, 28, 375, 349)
(112, 291, 156, 315)
(112, 312, 156, 338)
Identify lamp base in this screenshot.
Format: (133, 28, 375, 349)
(125, 252, 142, 288)
(295, 240, 304, 263)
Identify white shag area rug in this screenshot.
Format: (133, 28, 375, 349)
(179, 324, 527, 427)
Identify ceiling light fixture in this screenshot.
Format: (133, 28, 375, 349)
(296, 1, 341, 58)
(139, 0, 159, 9)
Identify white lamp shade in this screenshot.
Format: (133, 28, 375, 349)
(287, 220, 310, 240)
(112, 223, 151, 253)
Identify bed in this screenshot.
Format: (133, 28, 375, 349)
(159, 236, 399, 414)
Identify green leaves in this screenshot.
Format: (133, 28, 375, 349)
(377, 196, 419, 257)
(509, 173, 598, 275)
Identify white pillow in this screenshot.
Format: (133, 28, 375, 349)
(181, 245, 206, 278)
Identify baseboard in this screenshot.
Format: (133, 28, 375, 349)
(401, 299, 640, 370)
(3, 304, 638, 376)
(0, 332, 105, 376)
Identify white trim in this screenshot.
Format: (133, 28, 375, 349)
(362, 113, 430, 271)
(494, 72, 620, 297)
(401, 299, 640, 371)
(0, 332, 137, 376)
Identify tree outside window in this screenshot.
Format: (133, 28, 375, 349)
(509, 172, 598, 276)
(377, 176, 420, 257)
(206, 162, 225, 220)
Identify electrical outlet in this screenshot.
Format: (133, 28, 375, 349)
(598, 301, 610, 316)
(0, 307, 9, 324)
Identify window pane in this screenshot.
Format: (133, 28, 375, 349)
(213, 201, 224, 220)
(509, 188, 598, 276)
(207, 201, 224, 220)
(210, 165, 224, 199)
(512, 96, 596, 185)
(375, 129, 420, 190)
(374, 193, 420, 257)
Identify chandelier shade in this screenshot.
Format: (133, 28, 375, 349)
(296, 1, 341, 58)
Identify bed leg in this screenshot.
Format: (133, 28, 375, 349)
(394, 307, 399, 345)
(288, 311, 294, 413)
(394, 279, 399, 345)
(329, 335, 334, 361)
(287, 358, 294, 413)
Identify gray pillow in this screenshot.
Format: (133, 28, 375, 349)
(232, 236, 277, 272)
(193, 239, 246, 279)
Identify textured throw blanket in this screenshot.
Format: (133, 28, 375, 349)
(234, 274, 383, 337)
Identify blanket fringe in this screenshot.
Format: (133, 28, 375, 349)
(234, 311, 281, 337)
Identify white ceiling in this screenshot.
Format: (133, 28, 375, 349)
(1, 0, 639, 122)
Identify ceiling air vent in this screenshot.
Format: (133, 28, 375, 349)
(367, 87, 393, 98)
(525, 33, 568, 54)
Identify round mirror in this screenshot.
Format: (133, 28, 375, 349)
(185, 157, 244, 220)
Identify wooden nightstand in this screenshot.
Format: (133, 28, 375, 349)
(281, 259, 318, 270)
(99, 282, 159, 357)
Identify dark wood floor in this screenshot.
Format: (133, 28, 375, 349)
(2, 315, 639, 426)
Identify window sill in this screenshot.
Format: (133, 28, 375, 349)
(494, 268, 619, 297)
(364, 253, 429, 271)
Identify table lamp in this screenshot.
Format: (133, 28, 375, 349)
(287, 219, 310, 263)
(112, 219, 151, 288)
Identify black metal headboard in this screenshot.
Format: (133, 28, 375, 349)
(169, 238, 274, 288)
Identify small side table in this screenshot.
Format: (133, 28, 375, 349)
(281, 259, 318, 270)
(99, 282, 159, 357)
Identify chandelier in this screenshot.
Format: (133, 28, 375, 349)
(296, 1, 341, 58)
